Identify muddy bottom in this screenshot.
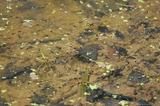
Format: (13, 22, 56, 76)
(0, 0, 160, 106)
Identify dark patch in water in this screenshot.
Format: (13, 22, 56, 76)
(18, 2, 43, 11)
(41, 86, 57, 94)
(0, 97, 8, 106)
(31, 94, 49, 105)
(116, 47, 128, 56)
(86, 88, 135, 103)
(127, 70, 149, 84)
(77, 44, 103, 62)
(0, 65, 32, 81)
(115, 30, 124, 39)
(98, 26, 109, 33)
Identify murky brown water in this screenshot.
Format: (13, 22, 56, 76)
(0, 0, 160, 106)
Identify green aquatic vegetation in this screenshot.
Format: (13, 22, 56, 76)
(154, 17, 158, 20)
(0, 27, 5, 31)
(0, 43, 7, 46)
(1, 90, 7, 93)
(89, 84, 99, 90)
(112, 94, 117, 99)
(0, 65, 4, 70)
(30, 103, 39, 106)
(2, 18, 8, 21)
(138, 0, 144, 3)
(79, 58, 114, 96)
(37, 48, 51, 70)
(6, 5, 12, 10)
(96, 61, 113, 74)
(23, 19, 32, 22)
(119, 100, 128, 106)
(80, 69, 90, 96)
(52, 10, 56, 14)
(40, 48, 48, 66)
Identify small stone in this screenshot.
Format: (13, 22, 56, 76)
(30, 72, 38, 80)
(22, 22, 34, 27)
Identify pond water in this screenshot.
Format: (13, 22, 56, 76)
(0, 0, 160, 105)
